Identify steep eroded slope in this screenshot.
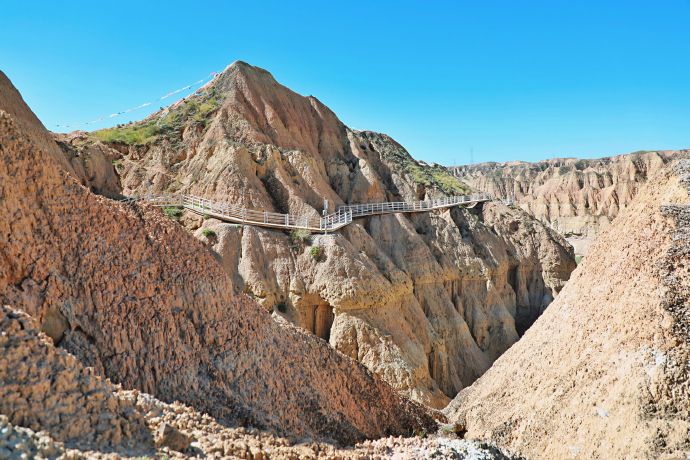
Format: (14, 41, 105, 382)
(85, 61, 576, 407)
(444, 159, 690, 459)
(0, 71, 435, 446)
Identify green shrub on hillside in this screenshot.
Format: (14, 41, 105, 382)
(290, 229, 311, 244)
(202, 228, 216, 238)
(558, 165, 572, 175)
(94, 121, 163, 145)
(92, 90, 222, 145)
(310, 245, 325, 262)
(163, 206, 183, 220)
(405, 163, 470, 195)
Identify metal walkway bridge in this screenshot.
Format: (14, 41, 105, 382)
(127, 193, 492, 232)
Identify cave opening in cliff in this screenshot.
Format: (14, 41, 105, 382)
(507, 265, 519, 293)
(313, 302, 334, 342)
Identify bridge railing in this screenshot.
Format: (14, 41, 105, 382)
(132, 194, 326, 230)
(337, 193, 492, 217)
(126, 192, 492, 231)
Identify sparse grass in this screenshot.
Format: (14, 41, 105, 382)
(95, 121, 163, 145)
(440, 424, 455, 435)
(309, 245, 325, 262)
(163, 206, 183, 220)
(91, 89, 222, 145)
(406, 163, 471, 195)
(202, 228, 216, 238)
(372, 136, 470, 195)
(290, 229, 311, 245)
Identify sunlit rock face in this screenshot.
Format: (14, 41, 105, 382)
(75, 61, 575, 407)
(0, 69, 436, 445)
(445, 158, 690, 459)
(451, 151, 683, 255)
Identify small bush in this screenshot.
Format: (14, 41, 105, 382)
(290, 228, 311, 244)
(275, 302, 287, 313)
(94, 120, 163, 145)
(163, 206, 183, 220)
(310, 245, 325, 262)
(575, 255, 583, 265)
(289, 229, 312, 252)
(202, 228, 216, 238)
(112, 159, 124, 171)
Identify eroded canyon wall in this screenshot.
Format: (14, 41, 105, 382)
(0, 70, 435, 445)
(82, 61, 576, 407)
(451, 152, 684, 255)
(445, 158, 690, 459)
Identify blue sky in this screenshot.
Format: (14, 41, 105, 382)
(2, 1, 689, 164)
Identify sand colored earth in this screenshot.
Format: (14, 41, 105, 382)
(0, 70, 435, 447)
(445, 158, 690, 459)
(79, 61, 576, 407)
(451, 151, 682, 255)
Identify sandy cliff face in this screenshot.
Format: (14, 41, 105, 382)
(451, 152, 683, 255)
(0, 71, 435, 446)
(54, 131, 123, 198)
(444, 158, 690, 459)
(85, 61, 576, 407)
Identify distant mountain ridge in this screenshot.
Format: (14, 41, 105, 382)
(450, 150, 688, 254)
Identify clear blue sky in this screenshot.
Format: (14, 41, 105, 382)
(2, 1, 689, 164)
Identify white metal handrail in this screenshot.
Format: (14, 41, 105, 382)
(125, 192, 491, 232)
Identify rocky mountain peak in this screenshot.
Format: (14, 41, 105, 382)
(77, 61, 577, 409)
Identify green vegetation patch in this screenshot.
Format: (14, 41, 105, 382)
(163, 206, 183, 220)
(202, 228, 216, 238)
(91, 89, 222, 145)
(290, 228, 311, 244)
(374, 137, 470, 195)
(558, 165, 573, 176)
(94, 121, 162, 145)
(406, 164, 471, 195)
(310, 245, 325, 262)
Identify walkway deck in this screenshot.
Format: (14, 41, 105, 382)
(127, 193, 492, 232)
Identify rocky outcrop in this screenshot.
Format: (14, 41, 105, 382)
(86, 61, 576, 407)
(54, 131, 124, 198)
(0, 73, 435, 445)
(451, 152, 683, 255)
(0, 304, 510, 459)
(444, 158, 690, 459)
(0, 305, 152, 453)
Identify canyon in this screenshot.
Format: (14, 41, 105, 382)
(445, 157, 690, 459)
(451, 151, 686, 255)
(1, 59, 689, 460)
(71, 61, 576, 408)
(0, 69, 439, 455)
